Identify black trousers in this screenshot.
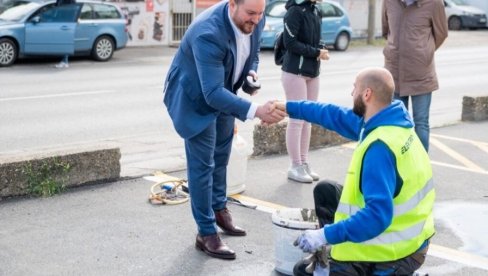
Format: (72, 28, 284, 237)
(294, 181, 427, 276)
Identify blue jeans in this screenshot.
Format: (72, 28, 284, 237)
(394, 93, 432, 152)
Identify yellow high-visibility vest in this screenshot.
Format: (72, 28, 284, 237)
(331, 126, 435, 262)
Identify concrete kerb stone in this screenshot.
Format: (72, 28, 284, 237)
(462, 96, 488, 121)
(0, 146, 121, 198)
(252, 119, 350, 156)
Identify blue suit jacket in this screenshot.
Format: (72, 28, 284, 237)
(163, 1, 265, 139)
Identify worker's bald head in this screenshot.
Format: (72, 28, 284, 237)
(357, 67, 395, 105)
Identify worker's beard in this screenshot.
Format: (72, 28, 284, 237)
(353, 96, 366, 117)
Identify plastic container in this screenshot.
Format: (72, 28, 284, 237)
(226, 132, 252, 196)
(272, 208, 319, 275)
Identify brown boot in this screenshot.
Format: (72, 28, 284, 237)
(195, 233, 236, 260)
(215, 208, 247, 236)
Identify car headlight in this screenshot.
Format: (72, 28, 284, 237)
(462, 11, 474, 16)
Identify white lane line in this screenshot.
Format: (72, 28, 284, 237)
(0, 90, 116, 102)
(430, 137, 485, 173)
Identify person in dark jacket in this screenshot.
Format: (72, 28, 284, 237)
(281, 0, 330, 183)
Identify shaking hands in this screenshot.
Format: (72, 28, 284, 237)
(255, 101, 287, 125)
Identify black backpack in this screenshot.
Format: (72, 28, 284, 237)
(274, 31, 285, 66)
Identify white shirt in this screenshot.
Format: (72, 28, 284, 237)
(227, 9, 258, 119)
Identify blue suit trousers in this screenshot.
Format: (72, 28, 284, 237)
(184, 113, 235, 235)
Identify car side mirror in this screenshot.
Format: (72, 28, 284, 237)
(30, 16, 40, 24)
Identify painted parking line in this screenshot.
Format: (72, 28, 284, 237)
(342, 135, 488, 174)
(430, 137, 485, 173)
(149, 172, 488, 271)
(228, 194, 488, 272)
(429, 244, 488, 271)
(429, 160, 488, 175)
(230, 194, 285, 214)
(432, 133, 488, 156)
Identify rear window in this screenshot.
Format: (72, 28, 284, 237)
(79, 3, 93, 19)
(92, 3, 120, 19)
(319, 3, 343, 18)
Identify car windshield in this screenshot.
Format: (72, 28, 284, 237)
(450, 0, 468, 5)
(0, 2, 40, 21)
(265, 2, 286, 18)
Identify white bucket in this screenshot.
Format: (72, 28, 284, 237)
(226, 133, 252, 196)
(272, 208, 319, 275)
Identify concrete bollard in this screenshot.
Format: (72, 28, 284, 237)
(461, 96, 488, 121)
(252, 120, 349, 156)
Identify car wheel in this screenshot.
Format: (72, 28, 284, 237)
(0, 38, 17, 67)
(334, 32, 350, 51)
(448, 16, 462, 30)
(91, 35, 114, 61)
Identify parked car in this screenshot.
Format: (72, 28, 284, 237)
(260, 0, 352, 51)
(0, 0, 128, 66)
(444, 0, 487, 30)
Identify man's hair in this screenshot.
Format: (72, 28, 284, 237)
(361, 68, 395, 105)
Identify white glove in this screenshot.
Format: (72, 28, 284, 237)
(294, 228, 327, 253)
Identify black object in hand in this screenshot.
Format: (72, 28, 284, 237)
(242, 76, 261, 95)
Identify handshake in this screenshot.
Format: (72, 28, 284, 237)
(255, 101, 287, 125)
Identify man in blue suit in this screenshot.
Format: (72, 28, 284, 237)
(163, 0, 285, 260)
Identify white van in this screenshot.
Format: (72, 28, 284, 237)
(444, 0, 487, 30)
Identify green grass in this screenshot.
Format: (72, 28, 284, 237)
(22, 158, 71, 197)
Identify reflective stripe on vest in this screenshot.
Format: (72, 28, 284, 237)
(336, 178, 434, 217)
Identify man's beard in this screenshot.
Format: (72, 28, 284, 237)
(237, 21, 255, 34)
(232, 8, 256, 34)
(353, 96, 366, 117)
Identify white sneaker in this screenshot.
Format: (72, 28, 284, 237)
(55, 62, 69, 68)
(288, 165, 313, 183)
(303, 163, 320, 181)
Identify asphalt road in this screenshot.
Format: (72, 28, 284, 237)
(1, 30, 488, 177)
(1, 30, 488, 276)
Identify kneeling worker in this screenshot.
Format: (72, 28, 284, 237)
(276, 67, 434, 275)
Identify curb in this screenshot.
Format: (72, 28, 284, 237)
(0, 146, 120, 198)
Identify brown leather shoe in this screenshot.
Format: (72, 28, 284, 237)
(195, 233, 236, 260)
(215, 208, 247, 236)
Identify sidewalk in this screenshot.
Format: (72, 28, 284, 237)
(1, 120, 488, 275)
